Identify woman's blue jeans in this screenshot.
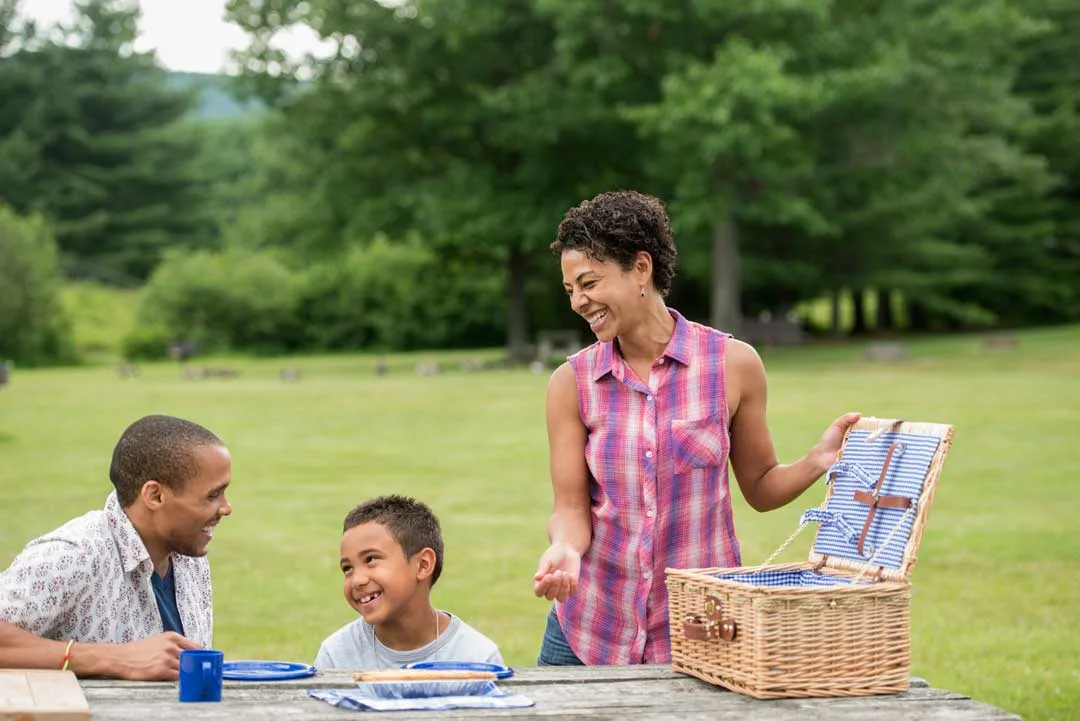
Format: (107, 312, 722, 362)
(536, 606, 584, 666)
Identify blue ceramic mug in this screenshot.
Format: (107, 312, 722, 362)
(178, 649, 224, 702)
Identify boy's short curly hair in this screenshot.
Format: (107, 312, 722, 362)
(343, 495, 444, 586)
(550, 190, 678, 296)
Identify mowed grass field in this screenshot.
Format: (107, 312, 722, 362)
(1, 328, 1077, 720)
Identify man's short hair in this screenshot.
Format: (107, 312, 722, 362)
(343, 495, 444, 586)
(109, 415, 224, 507)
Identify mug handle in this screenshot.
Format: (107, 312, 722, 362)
(201, 661, 212, 699)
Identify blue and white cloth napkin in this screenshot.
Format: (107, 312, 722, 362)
(307, 680, 535, 712)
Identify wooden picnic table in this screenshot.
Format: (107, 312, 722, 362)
(80, 664, 1021, 720)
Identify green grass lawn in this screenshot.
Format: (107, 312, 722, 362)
(1, 327, 1077, 719)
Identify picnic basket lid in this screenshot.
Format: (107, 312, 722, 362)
(806, 417, 954, 582)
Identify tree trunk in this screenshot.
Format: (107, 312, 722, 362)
(851, 288, 868, 335)
(907, 297, 929, 331)
(506, 246, 531, 362)
(876, 288, 894, 331)
(830, 288, 843, 336)
(710, 208, 741, 335)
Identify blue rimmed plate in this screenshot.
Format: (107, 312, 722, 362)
(401, 661, 514, 679)
(223, 660, 317, 681)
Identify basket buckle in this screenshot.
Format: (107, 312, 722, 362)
(682, 595, 736, 642)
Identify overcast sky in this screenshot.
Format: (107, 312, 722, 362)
(21, 0, 329, 74)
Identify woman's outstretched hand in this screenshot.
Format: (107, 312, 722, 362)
(533, 543, 582, 602)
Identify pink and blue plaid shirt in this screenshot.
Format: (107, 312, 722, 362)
(557, 309, 741, 665)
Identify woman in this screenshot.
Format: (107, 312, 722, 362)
(532, 190, 859, 665)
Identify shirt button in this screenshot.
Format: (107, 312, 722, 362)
(646, 395, 653, 402)
(657, 358, 665, 364)
(643, 571, 652, 580)
(646, 508, 655, 518)
(645, 450, 653, 458)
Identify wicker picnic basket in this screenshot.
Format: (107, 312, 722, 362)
(666, 417, 954, 699)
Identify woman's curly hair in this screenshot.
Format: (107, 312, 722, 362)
(550, 190, 678, 296)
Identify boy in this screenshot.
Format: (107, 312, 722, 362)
(314, 495, 504, 669)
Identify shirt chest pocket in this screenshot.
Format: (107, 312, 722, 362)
(671, 417, 730, 474)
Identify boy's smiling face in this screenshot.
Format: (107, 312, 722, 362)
(340, 521, 426, 626)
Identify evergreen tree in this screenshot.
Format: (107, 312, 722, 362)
(950, 0, 1080, 325)
(0, 0, 210, 281)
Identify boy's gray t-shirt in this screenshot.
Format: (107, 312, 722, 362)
(314, 613, 505, 670)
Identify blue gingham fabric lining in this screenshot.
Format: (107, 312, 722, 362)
(810, 429, 940, 569)
(713, 569, 874, 588)
(709, 429, 941, 589)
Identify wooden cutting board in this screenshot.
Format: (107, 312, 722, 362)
(0, 670, 89, 720)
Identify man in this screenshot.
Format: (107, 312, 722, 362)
(0, 415, 233, 680)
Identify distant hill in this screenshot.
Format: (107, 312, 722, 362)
(166, 71, 264, 120)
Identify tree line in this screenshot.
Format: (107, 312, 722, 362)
(1, 0, 1078, 364)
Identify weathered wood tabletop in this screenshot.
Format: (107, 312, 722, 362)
(80, 665, 1021, 720)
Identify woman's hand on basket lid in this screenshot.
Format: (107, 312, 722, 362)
(533, 543, 582, 602)
(809, 412, 862, 476)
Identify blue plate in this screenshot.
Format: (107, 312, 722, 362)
(223, 660, 317, 681)
(401, 661, 514, 679)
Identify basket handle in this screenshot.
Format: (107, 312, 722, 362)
(682, 595, 736, 642)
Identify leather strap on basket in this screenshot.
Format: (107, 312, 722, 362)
(852, 441, 911, 557)
(682, 595, 736, 642)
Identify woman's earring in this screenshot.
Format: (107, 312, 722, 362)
(640, 286, 646, 298)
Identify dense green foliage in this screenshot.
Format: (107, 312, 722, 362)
(0, 0, 211, 283)
(127, 239, 507, 358)
(1, 0, 1079, 363)
(222, 0, 1080, 341)
(0, 205, 75, 365)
